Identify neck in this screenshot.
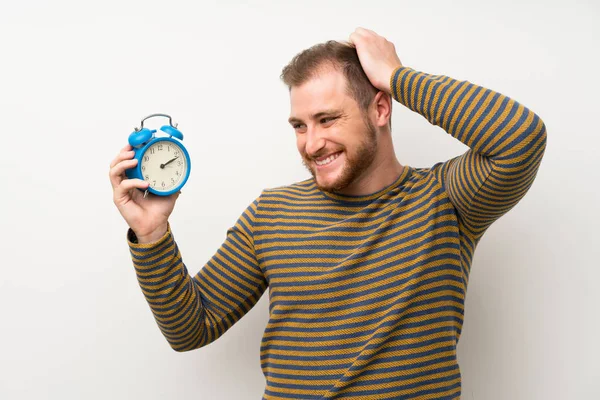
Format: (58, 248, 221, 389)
(336, 144, 405, 196)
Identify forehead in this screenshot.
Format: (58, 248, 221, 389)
(289, 68, 356, 118)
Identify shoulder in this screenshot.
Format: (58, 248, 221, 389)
(408, 158, 461, 189)
(405, 164, 437, 185)
(248, 178, 329, 214)
(260, 178, 320, 200)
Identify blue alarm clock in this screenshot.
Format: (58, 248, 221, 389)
(125, 113, 191, 197)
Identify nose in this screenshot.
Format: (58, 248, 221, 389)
(304, 125, 326, 158)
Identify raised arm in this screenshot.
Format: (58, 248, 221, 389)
(127, 196, 267, 351)
(390, 66, 547, 239)
(349, 27, 547, 240)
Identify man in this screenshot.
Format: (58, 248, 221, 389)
(110, 28, 546, 399)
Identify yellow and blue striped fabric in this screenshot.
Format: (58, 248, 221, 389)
(128, 66, 546, 399)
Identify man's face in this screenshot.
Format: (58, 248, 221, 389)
(288, 67, 378, 193)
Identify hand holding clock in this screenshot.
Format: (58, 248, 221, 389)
(109, 144, 180, 244)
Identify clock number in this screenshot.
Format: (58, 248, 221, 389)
(150, 148, 155, 155)
(162, 181, 165, 187)
(174, 151, 179, 156)
(152, 180, 156, 187)
(157, 144, 163, 151)
(177, 160, 182, 166)
(144, 156, 149, 162)
(145, 175, 149, 180)
(142, 166, 145, 171)
(171, 178, 175, 184)
(175, 171, 179, 176)
(168, 145, 171, 152)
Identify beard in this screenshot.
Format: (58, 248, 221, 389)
(302, 117, 378, 193)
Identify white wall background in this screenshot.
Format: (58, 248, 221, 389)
(0, 0, 598, 399)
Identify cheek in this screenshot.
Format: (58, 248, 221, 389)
(296, 135, 306, 155)
(344, 124, 366, 147)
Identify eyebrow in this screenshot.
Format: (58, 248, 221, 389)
(288, 109, 341, 125)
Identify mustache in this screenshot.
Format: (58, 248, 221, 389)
(304, 148, 344, 161)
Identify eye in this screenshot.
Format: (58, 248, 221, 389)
(292, 123, 307, 133)
(321, 116, 337, 125)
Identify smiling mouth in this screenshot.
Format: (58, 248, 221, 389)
(314, 151, 342, 167)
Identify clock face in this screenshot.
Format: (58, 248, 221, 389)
(140, 140, 188, 192)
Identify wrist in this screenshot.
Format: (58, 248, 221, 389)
(136, 224, 168, 244)
(383, 63, 403, 94)
(389, 65, 410, 102)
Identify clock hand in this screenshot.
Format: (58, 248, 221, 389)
(160, 156, 179, 169)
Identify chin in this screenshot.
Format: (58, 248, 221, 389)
(316, 179, 340, 192)
(303, 153, 355, 192)
(315, 170, 349, 192)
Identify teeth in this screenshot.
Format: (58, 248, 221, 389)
(315, 152, 340, 166)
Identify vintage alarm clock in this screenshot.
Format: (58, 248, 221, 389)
(125, 113, 191, 197)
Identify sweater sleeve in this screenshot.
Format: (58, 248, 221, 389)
(127, 195, 267, 351)
(390, 66, 547, 240)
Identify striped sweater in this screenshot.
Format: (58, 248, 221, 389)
(128, 66, 547, 399)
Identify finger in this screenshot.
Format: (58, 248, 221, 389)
(354, 27, 371, 37)
(110, 146, 134, 169)
(109, 149, 135, 187)
(349, 32, 361, 45)
(354, 28, 383, 44)
(114, 178, 149, 202)
(359, 27, 377, 36)
(109, 158, 138, 189)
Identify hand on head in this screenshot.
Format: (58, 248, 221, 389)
(348, 27, 403, 94)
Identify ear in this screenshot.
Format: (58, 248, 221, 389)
(372, 91, 392, 129)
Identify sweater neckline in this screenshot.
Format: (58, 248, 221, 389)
(317, 166, 413, 203)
